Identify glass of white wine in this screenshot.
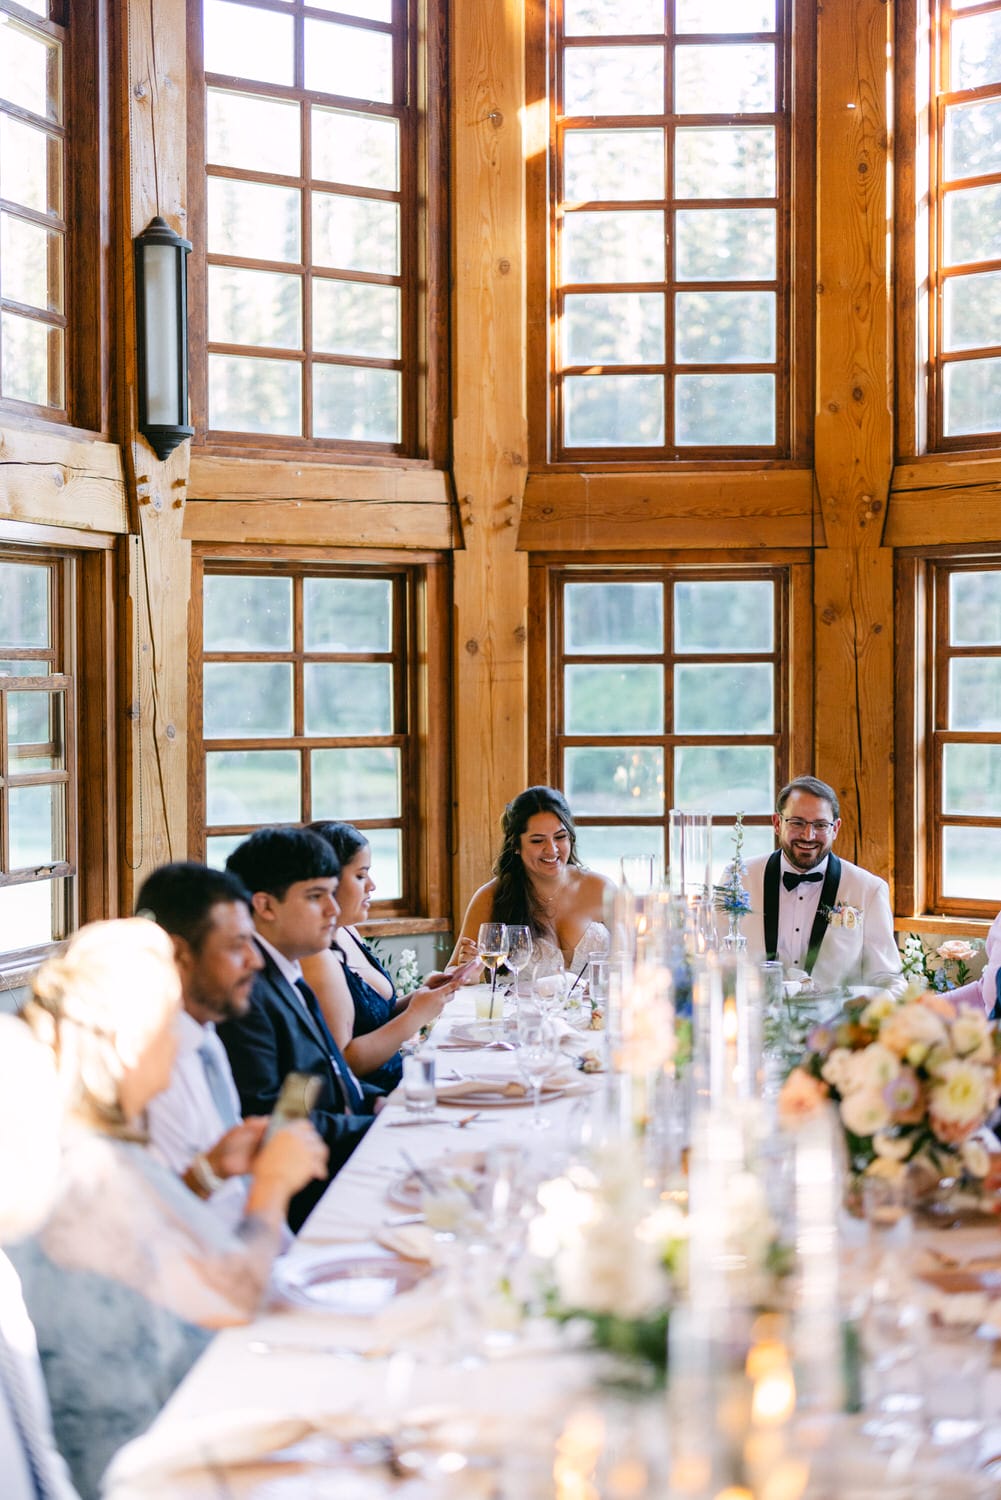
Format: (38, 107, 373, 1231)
(477, 922, 509, 1027)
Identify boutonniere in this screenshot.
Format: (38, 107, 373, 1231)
(822, 903, 861, 930)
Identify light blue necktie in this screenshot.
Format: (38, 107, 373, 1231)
(199, 1040, 240, 1130)
(0, 1329, 56, 1500)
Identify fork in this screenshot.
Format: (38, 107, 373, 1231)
(452, 1111, 481, 1128)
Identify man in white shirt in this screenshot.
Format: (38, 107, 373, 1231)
(739, 775, 906, 997)
(138, 863, 271, 1227)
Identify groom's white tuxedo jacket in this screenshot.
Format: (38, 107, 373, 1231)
(740, 850, 906, 997)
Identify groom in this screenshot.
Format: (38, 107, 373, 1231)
(740, 775, 906, 997)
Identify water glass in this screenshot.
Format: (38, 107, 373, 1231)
(402, 1051, 436, 1118)
(920, 1316, 989, 1462)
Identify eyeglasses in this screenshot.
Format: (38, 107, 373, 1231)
(781, 818, 834, 835)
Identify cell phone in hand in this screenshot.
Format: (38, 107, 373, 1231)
(266, 1070, 323, 1141)
(429, 956, 480, 990)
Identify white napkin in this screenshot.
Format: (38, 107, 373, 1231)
(375, 1223, 436, 1263)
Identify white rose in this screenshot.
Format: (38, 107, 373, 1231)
(840, 1089, 891, 1137)
(844, 1042, 899, 1095)
(873, 1131, 912, 1161)
(929, 1060, 992, 1136)
(861, 993, 895, 1028)
(951, 1012, 993, 1063)
(820, 1047, 854, 1093)
(879, 1003, 948, 1063)
(960, 1138, 991, 1179)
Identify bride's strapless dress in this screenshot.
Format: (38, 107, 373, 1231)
(568, 921, 610, 973)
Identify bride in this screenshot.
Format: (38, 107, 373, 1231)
(450, 786, 614, 975)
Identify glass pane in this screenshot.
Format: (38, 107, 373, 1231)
(950, 571, 1001, 645)
(674, 745, 773, 814)
(0, 116, 61, 214)
(563, 292, 664, 365)
(676, 209, 775, 280)
(575, 825, 665, 884)
(944, 98, 1001, 181)
(204, 575, 292, 651)
(203, 0, 294, 86)
(208, 178, 300, 261)
(675, 290, 775, 363)
(203, 663, 293, 738)
(565, 664, 664, 734)
(303, 19, 393, 104)
(1, 212, 62, 312)
(313, 193, 399, 276)
(7, 690, 63, 772)
(944, 183, 1001, 267)
(208, 266, 302, 350)
(312, 107, 399, 191)
(304, 662, 393, 734)
(1, 313, 63, 408)
(0, 661, 43, 677)
(562, 210, 665, 283)
(0, 564, 49, 647)
(677, 0, 775, 29)
(565, 374, 664, 446)
(949, 658, 1001, 729)
(564, 129, 663, 202)
(206, 89, 300, 175)
(564, 47, 663, 115)
(304, 578, 392, 651)
(10, 783, 62, 866)
(942, 271, 1001, 353)
(675, 127, 775, 200)
(313, 280, 400, 359)
(676, 374, 775, 445)
(0, 16, 60, 120)
(951, 12, 1001, 92)
(206, 749, 301, 825)
(365, 827, 401, 901)
(565, 746, 664, 815)
(565, 582, 663, 653)
(564, 0, 663, 35)
(710, 822, 774, 885)
(310, 0, 390, 17)
(208, 353, 302, 435)
(675, 663, 773, 733)
(675, 580, 774, 652)
(675, 45, 774, 114)
(314, 365, 400, 444)
(942, 826, 1001, 901)
(942, 357, 1001, 439)
(312, 746, 400, 818)
(0, 879, 63, 953)
(943, 743, 1001, 814)
(206, 834, 246, 868)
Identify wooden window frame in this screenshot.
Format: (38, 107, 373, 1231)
(526, 0, 816, 470)
(0, 0, 110, 435)
(527, 551, 813, 854)
(186, 0, 449, 467)
(189, 543, 451, 923)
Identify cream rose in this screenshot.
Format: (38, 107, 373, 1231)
(960, 1138, 991, 1179)
(820, 1047, 854, 1094)
(840, 1089, 891, 1137)
(844, 1042, 899, 1095)
(951, 1011, 993, 1063)
(861, 993, 896, 1028)
(879, 1003, 948, 1064)
(929, 1060, 992, 1141)
(873, 1130, 912, 1161)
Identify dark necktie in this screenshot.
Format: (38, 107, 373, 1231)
(294, 977, 363, 1113)
(992, 967, 1001, 1022)
(783, 870, 824, 891)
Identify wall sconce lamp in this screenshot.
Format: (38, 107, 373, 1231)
(134, 216, 194, 462)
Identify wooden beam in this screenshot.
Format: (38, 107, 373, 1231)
(813, 0, 896, 883)
(188, 452, 452, 504)
(519, 469, 817, 549)
(0, 425, 127, 534)
(450, 0, 530, 919)
(183, 497, 455, 550)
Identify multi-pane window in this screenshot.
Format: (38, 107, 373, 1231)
(0, 0, 66, 413)
(0, 554, 75, 963)
(929, 561, 1001, 909)
(540, 0, 799, 460)
(537, 567, 791, 879)
(193, 0, 421, 451)
(195, 563, 416, 910)
(929, 0, 1001, 446)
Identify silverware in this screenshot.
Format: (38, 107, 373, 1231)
(249, 1339, 376, 1360)
(452, 1111, 481, 1128)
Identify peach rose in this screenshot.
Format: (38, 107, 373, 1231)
(778, 1067, 828, 1125)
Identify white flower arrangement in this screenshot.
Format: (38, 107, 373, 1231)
(901, 932, 983, 993)
(394, 947, 422, 997)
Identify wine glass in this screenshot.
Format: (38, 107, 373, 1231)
(477, 922, 509, 1024)
(505, 925, 533, 999)
(515, 1008, 560, 1130)
(532, 943, 567, 1018)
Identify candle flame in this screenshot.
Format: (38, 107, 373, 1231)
(723, 996, 738, 1042)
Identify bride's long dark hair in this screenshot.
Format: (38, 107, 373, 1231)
(491, 786, 582, 937)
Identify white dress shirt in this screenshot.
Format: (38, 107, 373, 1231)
(254, 933, 364, 1098)
(776, 854, 829, 970)
(146, 1011, 248, 1232)
(0, 1251, 80, 1500)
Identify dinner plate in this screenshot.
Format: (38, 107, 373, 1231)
(272, 1253, 428, 1313)
(448, 1020, 503, 1045)
(436, 1082, 566, 1108)
(386, 1149, 485, 1210)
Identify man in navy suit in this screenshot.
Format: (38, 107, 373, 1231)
(219, 826, 381, 1231)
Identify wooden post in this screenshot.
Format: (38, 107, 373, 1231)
(118, 0, 192, 907)
(813, 0, 896, 882)
(450, 0, 530, 917)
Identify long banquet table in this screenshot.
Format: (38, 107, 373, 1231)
(103, 989, 1001, 1499)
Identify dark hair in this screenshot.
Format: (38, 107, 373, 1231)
(308, 821, 369, 868)
(225, 826, 339, 900)
(776, 776, 840, 821)
(135, 862, 251, 953)
(492, 786, 581, 936)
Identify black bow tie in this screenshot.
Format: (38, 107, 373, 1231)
(783, 870, 823, 891)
